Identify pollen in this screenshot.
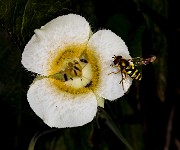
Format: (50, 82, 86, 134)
(48, 44, 86, 75)
(47, 44, 100, 94)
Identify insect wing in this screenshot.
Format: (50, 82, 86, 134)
(128, 57, 143, 66)
(142, 55, 156, 65)
(129, 55, 156, 66)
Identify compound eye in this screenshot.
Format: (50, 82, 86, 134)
(113, 58, 119, 65)
(117, 56, 122, 59)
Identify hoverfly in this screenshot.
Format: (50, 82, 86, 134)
(109, 55, 156, 90)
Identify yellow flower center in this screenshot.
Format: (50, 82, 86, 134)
(47, 44, 100, 94)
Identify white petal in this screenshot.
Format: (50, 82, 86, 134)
(88, 30, 131, 61)
(27, 78, 97, 128)
(96, 61, 133, 100)
(22, 14, 91, 76)
(88, 30, 132, 100)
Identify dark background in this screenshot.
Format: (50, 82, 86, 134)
(0, 0, 180, 149)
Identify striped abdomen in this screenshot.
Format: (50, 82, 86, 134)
(125, 64, 142, 81)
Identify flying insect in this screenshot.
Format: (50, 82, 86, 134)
(110, 55, 156, 90)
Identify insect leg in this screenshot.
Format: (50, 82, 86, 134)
(119, 69, 127, 91)
(108, 70, 121, 75)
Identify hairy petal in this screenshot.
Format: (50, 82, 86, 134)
(88, 30, 132, 100)
(22, 14, 91, 76)
(27, 78, 97, 128)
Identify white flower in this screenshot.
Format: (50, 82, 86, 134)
(22, 14, 132, 128)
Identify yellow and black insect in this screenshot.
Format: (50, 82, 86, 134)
(110, 55, 156, 90)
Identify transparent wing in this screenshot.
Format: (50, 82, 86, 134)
(128, 55, 156, 66)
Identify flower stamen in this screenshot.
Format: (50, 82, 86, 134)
(47, 46, 100, 94)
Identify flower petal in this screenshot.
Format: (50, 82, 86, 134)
(27, 78, 97, 128)
(22, 14, 91, 76)
(88, 30, 131, 61)
(88, 30, 132, 100)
